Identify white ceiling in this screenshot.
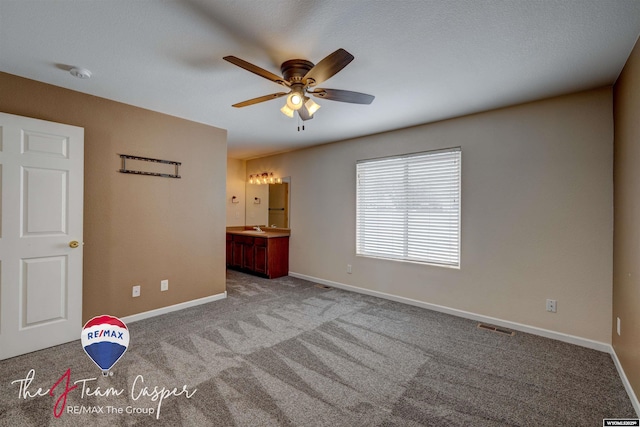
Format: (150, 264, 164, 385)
(1, 1, 639, 159)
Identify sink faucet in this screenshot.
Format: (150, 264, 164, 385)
(253, 226, 262, 232)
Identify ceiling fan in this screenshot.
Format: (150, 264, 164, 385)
(223, 48, 374, 121)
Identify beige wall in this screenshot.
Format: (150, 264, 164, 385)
(248, 88, 614, 343)
(226, 157, 246, 226)
(613, 38, 640, 399)
(0, 72, 227, 322)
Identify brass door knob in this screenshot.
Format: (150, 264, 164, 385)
(69, 241, 80, 248)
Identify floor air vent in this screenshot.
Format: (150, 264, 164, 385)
(477, 323, 515, 336)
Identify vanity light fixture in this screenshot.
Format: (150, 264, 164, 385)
(248, 172, 282, 185)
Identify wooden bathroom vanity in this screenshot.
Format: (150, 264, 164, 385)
(226, 228, 290, 279)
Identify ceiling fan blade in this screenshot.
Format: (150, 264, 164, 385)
(232, 92, 287, 108)
(298, 106, 314, 121)
(303, 48, 354, 86)
(312, 88, 375, 104)
(223, 56, 288, 86)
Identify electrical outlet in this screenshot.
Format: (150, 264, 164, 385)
(161, 279, 169, 292)
(347, 264, 352, 274)
(546, 299, 557, 313)
(617, 317, 621, 336)
(132, 285, 141, 298)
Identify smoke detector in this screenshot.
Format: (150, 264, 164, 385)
(69, 67, 92, 79)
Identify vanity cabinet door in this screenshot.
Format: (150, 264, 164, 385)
(230, 234, 253, 269)
(242, 241, 254, 270)
(254, 238, 268, 274)
(231, 240, 243, 268)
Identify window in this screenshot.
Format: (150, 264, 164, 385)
(356, 147, 461, 268)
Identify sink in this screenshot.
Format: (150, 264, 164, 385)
(241, 230, 265, 234)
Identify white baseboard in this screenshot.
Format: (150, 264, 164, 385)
(609, 345, 640, 417)
(120, 291, 227, 324)
(290, 271, 640, 416)
(289, 272, 609, 352)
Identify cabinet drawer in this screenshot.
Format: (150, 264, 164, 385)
(254, 245, 267, 274)
(254, 237, 267, 247)
(233, 235, 254, 245)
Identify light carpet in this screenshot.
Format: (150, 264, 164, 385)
(0, 270, 634, 426)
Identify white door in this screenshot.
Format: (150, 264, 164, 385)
(0, 112, 84, 360)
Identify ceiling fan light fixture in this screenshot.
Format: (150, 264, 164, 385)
(286, 92, 304, 111)
(280, 104, 294, 118)
(304, 97, 321, 116)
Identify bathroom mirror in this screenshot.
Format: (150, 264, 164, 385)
(245, 176, 290, 228)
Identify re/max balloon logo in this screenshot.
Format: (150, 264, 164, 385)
(81, 315, 130, 376)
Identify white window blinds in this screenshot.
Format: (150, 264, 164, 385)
(356, 147, 461, 268)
